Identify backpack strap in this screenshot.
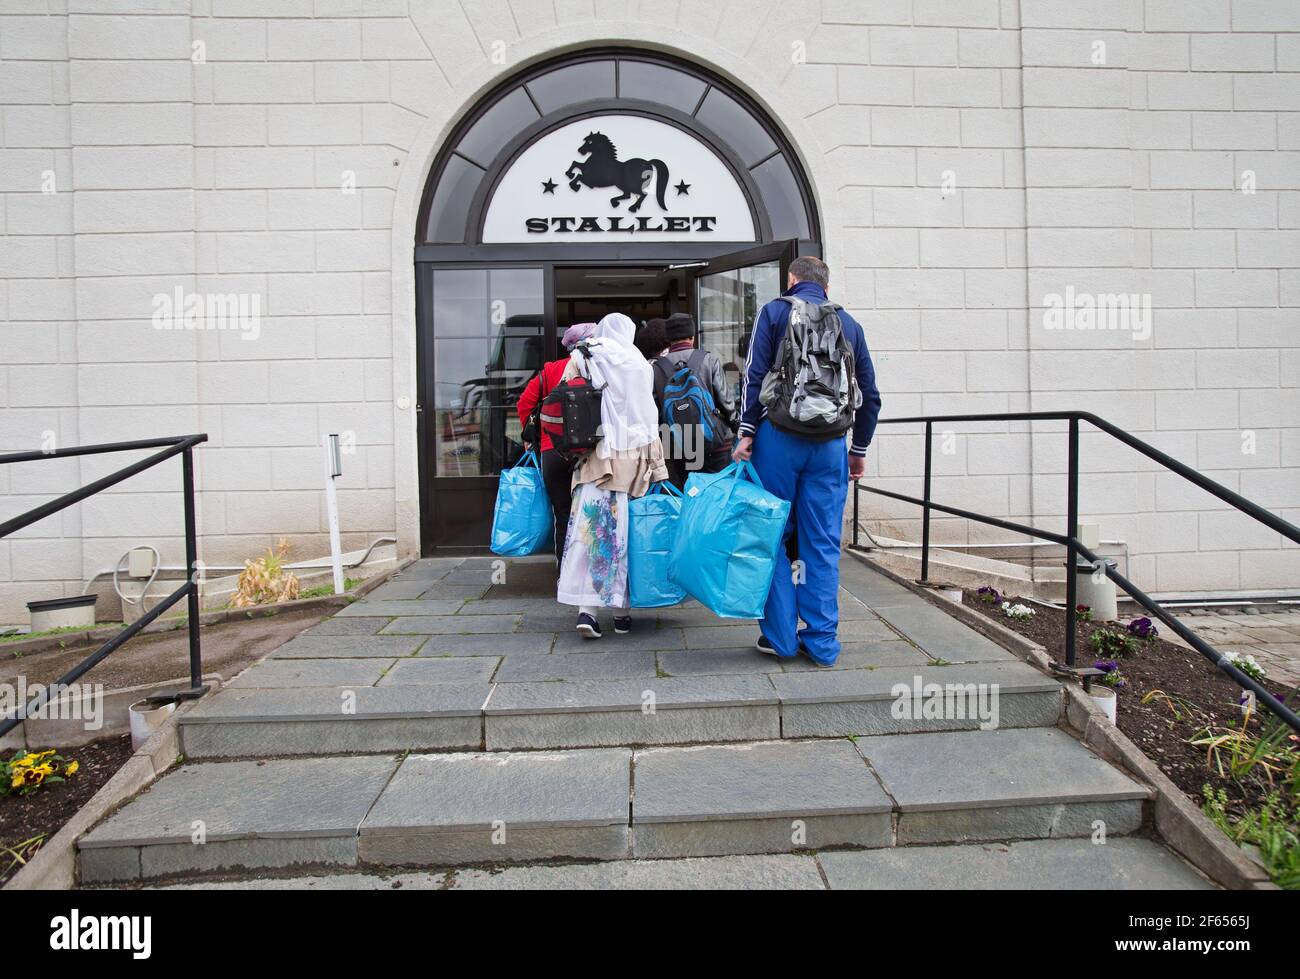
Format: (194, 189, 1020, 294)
(684, 347, 709, 375)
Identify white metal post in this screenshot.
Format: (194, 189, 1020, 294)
(322, 433, 344, 595)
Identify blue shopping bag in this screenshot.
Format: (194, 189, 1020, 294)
(669, 462, 792, 619)
(489, 450, 553, 557)
(628, 481, 687, 608)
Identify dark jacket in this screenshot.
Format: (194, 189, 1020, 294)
(739, 280, 881, 456)
(653, 342, 738, 438)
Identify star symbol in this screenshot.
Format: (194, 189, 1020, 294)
(541, 178, 557, 194)
(675, 180, 691, 196)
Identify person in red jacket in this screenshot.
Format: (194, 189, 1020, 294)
(517, 322, 597, 562)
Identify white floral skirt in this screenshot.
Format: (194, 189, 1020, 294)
(557, 483, 629, 608)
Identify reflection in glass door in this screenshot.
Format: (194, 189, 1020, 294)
(695, 260, 781, 412)
(419, 265, 547, 551)
(431, 268, 545, 478)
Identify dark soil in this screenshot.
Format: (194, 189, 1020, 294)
(1, 734, 134, 886)
(962, 593, 1299, 821)
(0, 606, 331, 689)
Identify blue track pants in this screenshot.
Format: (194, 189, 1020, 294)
(750, 420, 849, 664)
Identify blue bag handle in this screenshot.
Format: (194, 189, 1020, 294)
(646, 480, 683, 498)
(716, 460, 766, 490)
(513, 450, 542, 471)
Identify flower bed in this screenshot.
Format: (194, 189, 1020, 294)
(0, 734, 133, 886)
(964, 589, 1299, 888)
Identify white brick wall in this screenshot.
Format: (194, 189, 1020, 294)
(1, 0, 1298, 621)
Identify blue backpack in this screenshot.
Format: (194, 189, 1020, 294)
(653, 349, 727, 456)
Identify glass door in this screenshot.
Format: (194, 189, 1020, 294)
(692, 241, 797, 416)
(417, 265, 550, 551)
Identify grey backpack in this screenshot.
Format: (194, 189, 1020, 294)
(758, 297, 860, 439)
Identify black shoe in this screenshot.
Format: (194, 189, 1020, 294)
(756, 635, 779, 656)
(613, 616, 632, 634)
(576, 613, 602, 639)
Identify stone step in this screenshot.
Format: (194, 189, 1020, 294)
(78, 729, 1150, 884)
(179, 660, 1061, 757)
(140, 838, 1210, 890)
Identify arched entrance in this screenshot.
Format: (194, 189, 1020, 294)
(415, 48, 822, 552)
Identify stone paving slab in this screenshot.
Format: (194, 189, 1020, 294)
(682, 624, 765, 649)
(839, 559, 929, 607)
(835, 616, 904, 642)
(778, 640, 930, 672)
(81, 756, 397, 849)
(400, 558, 466, 577)
(303, 617, 394, 637)
(229, 658, 395, 689)
(417, 583, 491, 601)
(817, 838, 1212, 890)
(378, 658, 500, 685)
(458, 598, 573, 616)
(631, 739, 893, 858)
(359, 749, 631, 865)
(871, 603, 1017, 662)
(414, 633, 557, 656)
(269, 635, 427, 659)
(656, 646, 785, 677)
(363, 749, 630, 834)
(635, 740, 890, 823)
(771, 662, 1060, 738)
(550, 625, 687, 652)
(494, 650, 657, 682)
(380, 614, 520, 635)
(339, 600, 466, 618)
(772, 660, 1059, 705)
(485, 676, 780, 749)
(858, 727, 1150, 811)
(185, 682, 492, 722)
(486, 674, 778, 715)
(181, 717, 482, 760)
(651, 606, 756, 628)
(441, 569, 499, 585)
(365, 579, 439, 601)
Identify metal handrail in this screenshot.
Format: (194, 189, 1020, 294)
(0, 435, 209, 737)
(852, 412, 1300, 733)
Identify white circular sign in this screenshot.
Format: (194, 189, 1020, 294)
(482, 115, 756, 243)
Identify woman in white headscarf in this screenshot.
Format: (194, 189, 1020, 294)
(557, 312, 669, 638)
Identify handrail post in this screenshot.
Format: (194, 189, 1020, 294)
(1065, 417, 1080, 667)
(182, 445, 203, 690)
(852, 479, 859, 548)
(921, 420, 933, 584)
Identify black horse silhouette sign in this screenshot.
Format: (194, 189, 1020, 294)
(564, 132, 670, 213)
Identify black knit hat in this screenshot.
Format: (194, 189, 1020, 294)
(664, 312, 696, 342)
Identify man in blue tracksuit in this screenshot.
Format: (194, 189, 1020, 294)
(733, 256, 881, 667)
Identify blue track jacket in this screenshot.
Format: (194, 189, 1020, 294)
(738, 280, 882, 456)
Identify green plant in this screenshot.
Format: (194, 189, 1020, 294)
(1203, 787, 1299, 889)
(1, 835, 45, 881)
(298, 577, 360, 600)
(1190, 703, 1299, 787)
(1075, 604, 1093, 623)
(1140, 688, 1193, 722)
(1088, 628, 1139, 658)
(2, 750, 79, 797)
(1224, 650, 1268, 682)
